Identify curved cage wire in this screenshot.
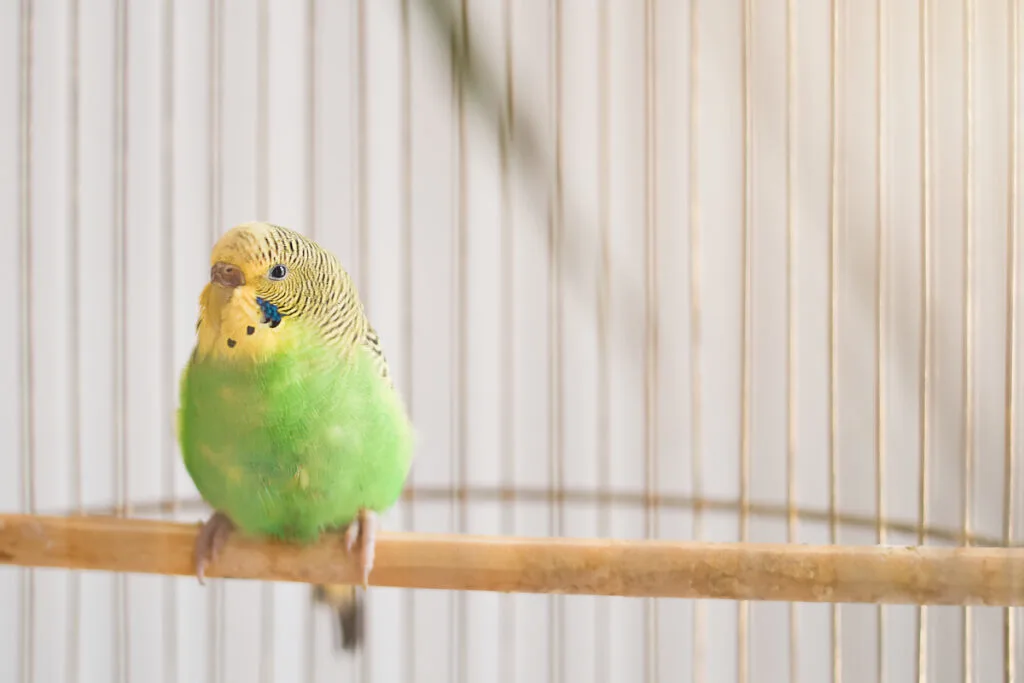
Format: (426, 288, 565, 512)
(1, 0, 1022, 681)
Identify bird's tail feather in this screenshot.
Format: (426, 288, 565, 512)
(313, 584, 363, 652)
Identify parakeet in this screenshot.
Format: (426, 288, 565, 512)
(177, 221, 414, 652)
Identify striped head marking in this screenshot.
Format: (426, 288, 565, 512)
(196, 221, 368, 360)
(209, 221, 351, 326)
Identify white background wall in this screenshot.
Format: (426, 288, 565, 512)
(0, 0, 1022, 681)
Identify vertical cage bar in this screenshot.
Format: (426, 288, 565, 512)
(208, 0, 221, 243)
(400, 0, 416, 680)
(962, 0, 975, 680)
(355, 0, 368, 296)
(547, 0, 563, 678)
(875, 1, 887, 682)
(916, 0, 932, 679)
(445, 3, 456, 677)
(498, 1, 517, 682)
(454, 1, 469, 681)
(207, 2, 224, 681)
(828, 0, 841, 680)
(785, 0, 799, 680)
(642, 0, 660, 679)
(739, 0, 753, 679)
(446, 2, 468, 681)
(1004, 1, 1019, 681)
(304, 0, 318, 679)
(550, 0, 565, 680)
(306, 0, 317, 239)
(17, 0, 34, 681)
(255, 0, 272, 681)
(160, 0, 177, 681)
(114, 0, 131, 678)
(355, 5, 368, 680)
(67, 0, 83, 678)
(114, 1, 129, 514)
(256, 0, 267, 219)
(595, 1, 611, 681)
(688, 0, 705, 680)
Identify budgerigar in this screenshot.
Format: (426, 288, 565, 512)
(177, 221, 414, 651)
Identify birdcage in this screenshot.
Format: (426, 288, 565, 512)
(1, 0, 1022, 681)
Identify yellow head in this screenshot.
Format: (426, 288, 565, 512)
(195, 221, 364, 361)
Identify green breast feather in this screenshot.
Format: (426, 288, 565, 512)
(178, 333, 414, 543)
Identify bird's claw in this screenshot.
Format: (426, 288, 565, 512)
(195, 511, 235, 585)
(343, 509, 377, 589)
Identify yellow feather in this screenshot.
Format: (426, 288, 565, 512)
(195, 280, 295, 362)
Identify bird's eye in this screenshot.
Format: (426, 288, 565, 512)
(268, 264, 288, 281)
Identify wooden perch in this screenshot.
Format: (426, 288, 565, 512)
(0, 514, 1022, 606)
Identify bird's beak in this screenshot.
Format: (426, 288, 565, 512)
(211, 261, 245, 288)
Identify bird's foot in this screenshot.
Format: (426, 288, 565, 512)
(195, 511, 235, 585)
(343, 509, 378, 589)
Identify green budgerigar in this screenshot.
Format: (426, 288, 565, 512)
(177, 221, 414, 651)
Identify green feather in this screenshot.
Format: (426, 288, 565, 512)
(178, 321, 413, 543)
